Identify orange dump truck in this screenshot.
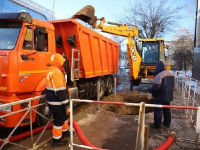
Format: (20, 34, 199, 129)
(0, 12, 119, 127)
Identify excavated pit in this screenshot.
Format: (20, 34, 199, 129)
(102, 91, 154, 115)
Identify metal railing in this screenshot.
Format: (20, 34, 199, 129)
(69, 98, 200, 150)
(174, 71, 200, 126)
(174, 71, 200, 148)
(0, 95, 53, 150)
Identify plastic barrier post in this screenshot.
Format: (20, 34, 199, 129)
(135, 102, 145, 150)
(144, 125, 149, 150)
(70, 99, 74, 150)
(196, 107, 200, 133)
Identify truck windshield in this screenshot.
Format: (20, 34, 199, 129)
(0, 21, 22, 50)
(142, 42, 159, 63)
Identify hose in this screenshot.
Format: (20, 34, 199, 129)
(0, 121, 104, 150)
(0, 123, 53, 145)
(71, 120, 95, 147)
(70, 120, 107, 150)
(153, 132, 175, 150)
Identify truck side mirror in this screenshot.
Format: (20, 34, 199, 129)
(36, 36, 45, 51)
(67, 35, 76, 47)
(56, 35, 63, 48)
(36, 27, 46, 35)
(35, 27, 46, 51)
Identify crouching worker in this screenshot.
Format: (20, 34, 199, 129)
(148, 61, 174, 129)
(45, 53, 70, 147)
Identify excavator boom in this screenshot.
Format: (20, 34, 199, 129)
(71, 5, 158, 91)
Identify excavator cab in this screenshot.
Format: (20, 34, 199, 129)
(138, 38, 165, 78)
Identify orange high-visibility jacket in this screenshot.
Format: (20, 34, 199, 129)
(45, 53, 69, 112)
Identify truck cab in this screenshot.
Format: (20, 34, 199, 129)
(0, 12, 55, 127)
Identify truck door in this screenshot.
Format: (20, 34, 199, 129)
(18, 26, 52, 92)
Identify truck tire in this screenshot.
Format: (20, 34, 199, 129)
(36, 96, 52, 127)
(105, 77, 113, 96)
(97, 78, 105, 100)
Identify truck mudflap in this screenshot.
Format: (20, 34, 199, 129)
(68, 87, 78, 99)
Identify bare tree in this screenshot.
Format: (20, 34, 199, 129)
(170, 29, 194, 70)
(116, 0, 184, 38)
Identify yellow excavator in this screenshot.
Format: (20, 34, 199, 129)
(72, 5, 169, 91)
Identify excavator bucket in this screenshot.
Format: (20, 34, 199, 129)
(71, 5, 97, 27)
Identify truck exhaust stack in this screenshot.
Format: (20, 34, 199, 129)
(71, 5, 97, 27)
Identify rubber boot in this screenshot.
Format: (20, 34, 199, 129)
(52, 138, 68, 148)
(61, 130, 70, 140)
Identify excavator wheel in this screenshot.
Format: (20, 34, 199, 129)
(132, 79, 141, 86)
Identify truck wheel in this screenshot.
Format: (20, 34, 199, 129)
(36, 96, 52, 127)
(105, 77, 113, 96)
(97, 78, 105, 100)
(132, 79, 141, 86)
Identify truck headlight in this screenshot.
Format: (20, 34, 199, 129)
(0, 103, 12, 112)
(0, 117, 6, 122)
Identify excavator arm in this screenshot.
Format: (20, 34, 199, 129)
(93, 17, 142, 81)
(72, 5, 143, 90)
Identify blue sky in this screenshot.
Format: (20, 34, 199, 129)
(33, 0, 195, 41)
(34, 0, 126, 20)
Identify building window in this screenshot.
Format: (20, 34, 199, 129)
(12, 2, 17, 11)
(0, 3, 2, 12)
(3, 0, 12, 7)
(0, 0, 48, 20)
(3, 5, 12, 12)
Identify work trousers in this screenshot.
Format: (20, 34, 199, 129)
(52, 111, 69, 140)
(154, 101, 171, 128)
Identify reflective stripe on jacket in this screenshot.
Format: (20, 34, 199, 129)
(149, 61, 174, 102)
(45, 53, 69, 112)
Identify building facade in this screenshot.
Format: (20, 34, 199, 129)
(0, 0, 55, 20)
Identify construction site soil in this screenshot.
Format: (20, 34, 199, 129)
(2, 83, 198, 150)
(40, 91, 198, 150)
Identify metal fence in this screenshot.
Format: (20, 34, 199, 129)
(174, 71, 200, 126)
(69, 98, 200, 150)
(0, 95, 53, 150)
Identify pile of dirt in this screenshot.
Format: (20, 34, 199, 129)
(101, 91, 154, 115)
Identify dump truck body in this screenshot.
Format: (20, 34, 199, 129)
(52, 19, 119, 78)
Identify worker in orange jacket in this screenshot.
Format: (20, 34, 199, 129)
(45, 53, 70, 147)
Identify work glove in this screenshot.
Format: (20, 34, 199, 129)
(147, 92, 153, 99)
(67, 89, 70, 97)
(66, 108, 70, 115)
